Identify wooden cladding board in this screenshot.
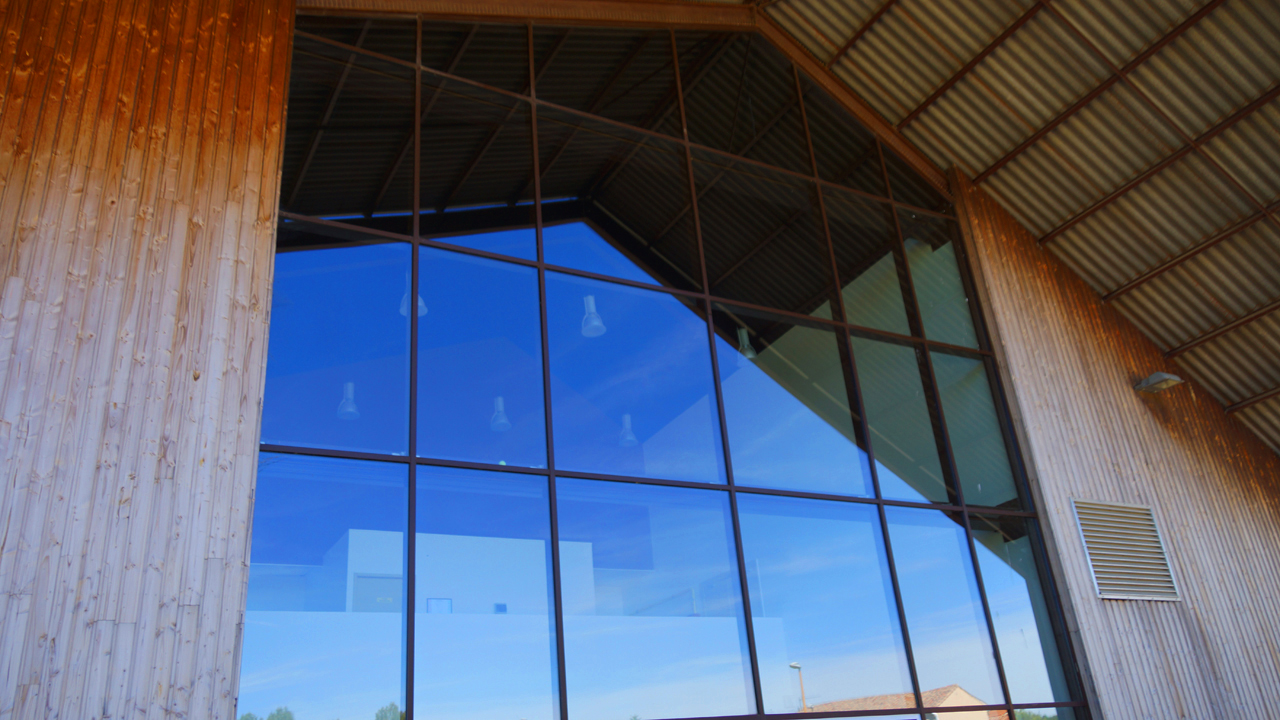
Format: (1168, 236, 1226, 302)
(0, 0, 291, 717)
(953, 169, 1280, 719)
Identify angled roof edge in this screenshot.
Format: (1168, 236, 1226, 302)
(294, 0, 950, 196)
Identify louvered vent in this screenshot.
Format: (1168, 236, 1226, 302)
(1072, 500, 1178, 601)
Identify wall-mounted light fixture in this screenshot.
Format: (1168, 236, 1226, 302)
(1134, 372, 1184, 394)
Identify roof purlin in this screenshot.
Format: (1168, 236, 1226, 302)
(973, 0, 1230, 185)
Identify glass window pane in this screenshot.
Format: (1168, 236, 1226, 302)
(678, 33, 812, 175)
(850, 337, 951, 504)
(262, 235, 410, 455)
(557, 479, 756, 720)
(417, 247, 546, 468)
(901, 210, 978, 349)
(420, 79, 536, 214)
(239, 454, 407, 720)
(885, 507, 1004, 707)
(296, 16, 417, 63)
(802, 79, 885, 196)
(534, 28, 677, 133)
(537, 105, 702, 291)
(738, 495, 912, 713)
(414, 467, 558, 720)
(931, 353, 1018, 508)
(972, 516, 1074, 706)
(883, 148, 951, 214)
(283, 33, 416, 231)
(447, 23, 528, 94)
(714, 304, 873, 496)
(544, 220, 662, 286)
(423, 210, 538, 261)
(824, 186, 912, 336)
(546, 272, 726, 484)
(695, 150, 837, 318)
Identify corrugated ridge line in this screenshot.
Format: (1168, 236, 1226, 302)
(955, 170, 1280, 719)
(0, 1, 289, 717)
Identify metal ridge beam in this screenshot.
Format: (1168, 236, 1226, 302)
(296, 0, 757, 30)
(973, 0, 1229, 185)
(825, 0, 899, 69)
(436, 30, 571, 212)
(898, 1, 1044, 130)
(1227, 384, 1280, 415)
(1104, 197, 1280, 302)
(288, 21, 373, 210)
(296, 0, 949, 197)
(755, 13, 948, 195)
(1166, 296, 1280, 359)
(368, 24, 476, 215)
(1039, 80, 1280, 246)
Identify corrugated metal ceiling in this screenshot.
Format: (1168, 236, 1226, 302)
(759, 0, 1280, 452)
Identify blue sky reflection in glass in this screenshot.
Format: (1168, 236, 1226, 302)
(544, 221, 661, 285)
(715, 311, 873, 497)
(417, 246, 546, 468)
(240, 453, 407, 720)
(546, 271, 726, 484)
(435, 225, 537, 261)
(262, 241, 410, 455)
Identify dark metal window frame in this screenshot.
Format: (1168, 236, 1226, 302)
(260, 15, 1090, 720)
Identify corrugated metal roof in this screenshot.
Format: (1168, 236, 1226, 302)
(757, 0, 1280, 453)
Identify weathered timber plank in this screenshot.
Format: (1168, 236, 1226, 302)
(953, 168, 1280, 720)
(0, 1, 291, 717)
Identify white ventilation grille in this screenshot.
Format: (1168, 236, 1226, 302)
(1072, 500, 1179, 601)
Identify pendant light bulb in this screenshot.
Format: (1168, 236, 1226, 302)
(337, 381, 361, 420)
(737, 327, 757, 366)
(581, 295, 606, 337)
(490, 395, 512, 432)
(619, 413, 638, 447)
(400, 271, 427, 318)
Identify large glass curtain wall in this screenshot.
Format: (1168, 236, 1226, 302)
(238, 16, 1084, 720)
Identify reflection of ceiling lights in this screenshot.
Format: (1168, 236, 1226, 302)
(1134, 372, 1184, 394)
(737, 327, 757, 366)
(490, 396, 512, 432)
(619, 413, 638, 447)
(337, 381, 360, 420)
(400, 271, 427, 317)
(581, 295, 606, 337)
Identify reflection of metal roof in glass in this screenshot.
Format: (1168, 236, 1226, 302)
(280, 18, 942, 321)
(765, 0, 1280, 454)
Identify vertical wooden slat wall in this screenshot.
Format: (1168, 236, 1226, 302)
(953, 169, 1280, 719)
(0, 0, 292, 717)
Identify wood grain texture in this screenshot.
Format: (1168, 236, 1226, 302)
(953, 168, 1280, 719)
(0, 0, 292, 717)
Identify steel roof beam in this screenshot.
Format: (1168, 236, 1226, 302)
(898, 2, 1044, 130)
(585, 35, 733, 194)
(436, 30, 571, 212)
(825, 0, 899, 69)
(1166, 296, 1280, 359)
(1105, 197, 1280, 302)
(712, 141, 882, 289)
(973, 0, 1228, 185)
(287, 20, 372, 210)
(510, 33, 655, 204)
(295, 0, 950, 198)
(1047, 3, 1280, 246)
(652, 95, 801, 243)
(299, 0, 756, 31)
(367, 25, 477, 215)
(1227, 384, 1280, 415)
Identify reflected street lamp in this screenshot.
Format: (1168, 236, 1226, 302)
(789, 662, 806, 713)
